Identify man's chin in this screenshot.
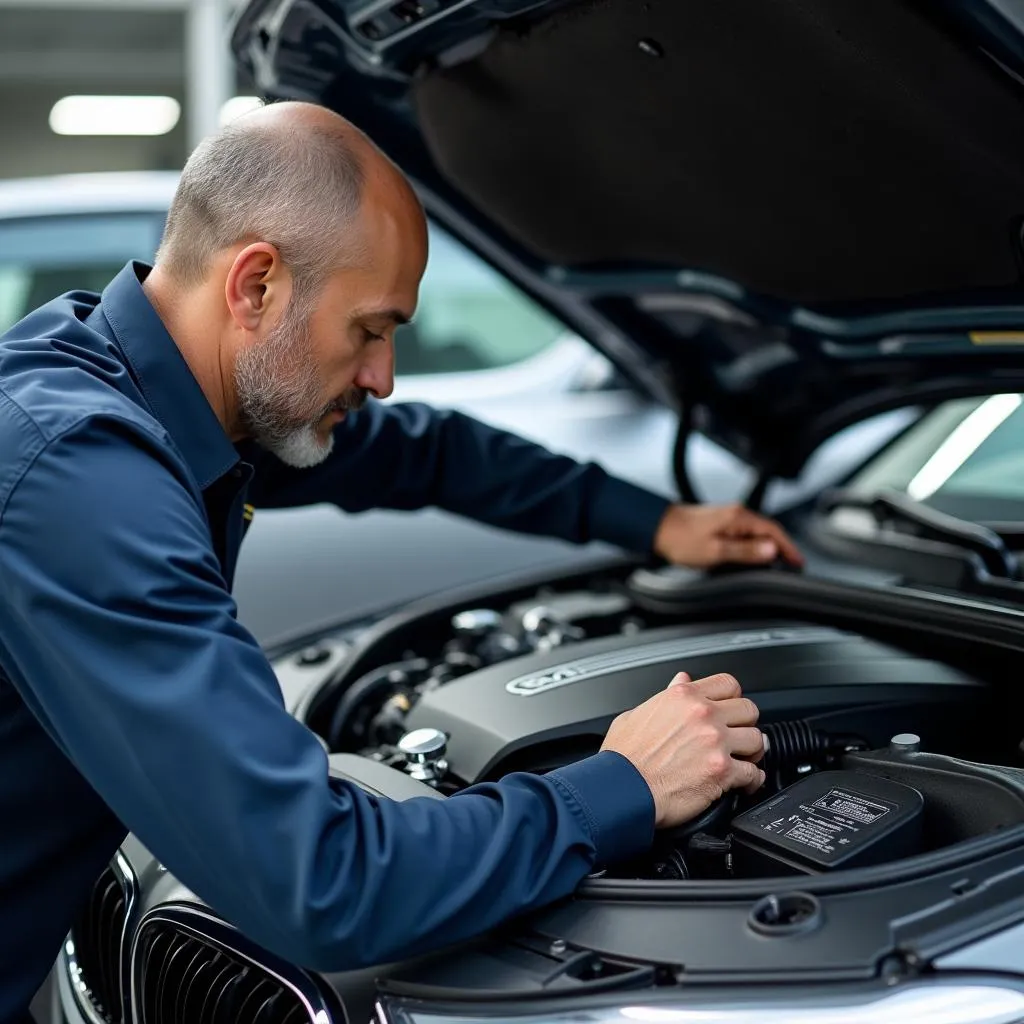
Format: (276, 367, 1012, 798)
(263, 426, 335, 469)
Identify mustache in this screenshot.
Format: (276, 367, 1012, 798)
(321, 387, 369, 418)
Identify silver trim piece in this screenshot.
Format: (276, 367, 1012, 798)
(504, 627, 852, 696)
(129, 904, 334, 1024)
(392, 981, 1024, 1024)
(111, 851, 139, 1024)
(62, 849, 139, 1024)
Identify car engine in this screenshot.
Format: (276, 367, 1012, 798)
(306, 569, 1024, 883)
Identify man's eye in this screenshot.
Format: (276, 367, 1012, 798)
(362, 329, 385, 344)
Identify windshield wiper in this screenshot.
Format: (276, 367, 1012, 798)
(819, 487, 1020, 581)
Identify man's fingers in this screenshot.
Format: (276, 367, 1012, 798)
(716, 696, 760, 727)
(732, 510, 804, 566)
(759, 519, 803, 566)
(730, 758, 767, 795)
(666, 671, 692, 690)
(690, 672, 742, 701)
(716, 537, 779, 564)
(727, 725, 765, 759)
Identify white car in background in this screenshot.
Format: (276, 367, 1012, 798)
(0, 172, 893, 649)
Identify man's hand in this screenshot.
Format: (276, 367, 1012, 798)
(601, 672, 765, 829)
(653, 502, 803, 569)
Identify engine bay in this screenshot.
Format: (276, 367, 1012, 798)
(302, 565, 1024, 885)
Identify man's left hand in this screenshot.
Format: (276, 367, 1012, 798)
(652, 503, 803, 570)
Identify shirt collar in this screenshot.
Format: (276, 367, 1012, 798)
(99, 262, 240, 490)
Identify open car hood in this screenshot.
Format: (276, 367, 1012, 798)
(233, 0, 1024, 481)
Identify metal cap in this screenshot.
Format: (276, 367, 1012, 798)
(521, 605, 559, 633)
(398, 728, 448, 760)
(890, 733, 921, 753)
(451, 608, 503, 637)
(521, 606, 582, 648)
(398, 728, 449, 785)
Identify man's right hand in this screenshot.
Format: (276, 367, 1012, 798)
(601, 672, 765, 829)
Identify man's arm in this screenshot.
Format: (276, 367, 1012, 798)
(0, 418, 655, 971)
(247, 400, 672, 554)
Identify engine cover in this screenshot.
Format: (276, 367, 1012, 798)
(402, 620, 987, 783)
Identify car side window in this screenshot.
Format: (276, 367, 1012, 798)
(394, 223, 568, 376)
(0, 213, 164, 334)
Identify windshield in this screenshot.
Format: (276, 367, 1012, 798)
(844, 394, 1024, 524)
(0, 212, 165, 334)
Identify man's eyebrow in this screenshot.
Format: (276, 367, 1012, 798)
(358, 307, 412, 326)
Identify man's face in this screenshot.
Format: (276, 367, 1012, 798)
(235, 198, 426, 467)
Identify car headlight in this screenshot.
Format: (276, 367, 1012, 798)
(379, 981, 1024, 1024)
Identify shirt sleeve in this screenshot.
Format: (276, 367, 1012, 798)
(0, 416, 655, 972)
(247, 400, 671, 554)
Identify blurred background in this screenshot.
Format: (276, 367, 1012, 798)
(0, 0, 254, 180)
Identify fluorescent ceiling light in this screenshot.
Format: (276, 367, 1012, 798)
(49, 95, 181, 137)
(220, 95, 264, 125)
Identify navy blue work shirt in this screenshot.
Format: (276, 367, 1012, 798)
(0, 262, 669, 1022)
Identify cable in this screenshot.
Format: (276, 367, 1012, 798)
(671, 399, 701, 505)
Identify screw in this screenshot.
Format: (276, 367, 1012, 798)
(549, 939, 567, 956)
(638, 37, 664, 58)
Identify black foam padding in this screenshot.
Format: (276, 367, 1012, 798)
(414, 0, 1024, 304)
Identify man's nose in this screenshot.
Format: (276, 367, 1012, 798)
(355, 339, 395, 400)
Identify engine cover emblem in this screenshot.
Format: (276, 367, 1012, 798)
(504, 627, 850, 696)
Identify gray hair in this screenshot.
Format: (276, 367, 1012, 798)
(156, 115, 367, 303)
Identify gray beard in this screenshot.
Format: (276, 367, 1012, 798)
(234, 310, 364, 468)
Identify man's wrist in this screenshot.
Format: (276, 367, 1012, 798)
(547, 750, 656, 866)
(588, 473, 672, 554)
(651, 503, 678, 561)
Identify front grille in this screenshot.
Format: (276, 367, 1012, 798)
(135, 919, 318, 1024)
(68, 864, 128, 1024)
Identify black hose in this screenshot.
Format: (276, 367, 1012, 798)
(745, 472, 772, 513)
(672, 400, 701, 505)
(761, 720, 829, 774)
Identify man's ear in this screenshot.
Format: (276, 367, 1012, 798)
(224, 242, 293, 333)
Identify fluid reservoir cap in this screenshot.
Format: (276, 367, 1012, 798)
(398, 727, 448, 761)
(890, 733, 921, 753)
(451, 608, 503, 637)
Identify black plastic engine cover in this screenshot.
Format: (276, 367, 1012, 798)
(402, 620, 987, 783)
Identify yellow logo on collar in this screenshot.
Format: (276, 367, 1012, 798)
(243, 503, 255, 522)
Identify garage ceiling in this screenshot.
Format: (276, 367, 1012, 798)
(0, 1, 247, 180)
(0, 6, 184, 85)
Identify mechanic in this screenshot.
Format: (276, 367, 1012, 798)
(0, 102, 800, 1023)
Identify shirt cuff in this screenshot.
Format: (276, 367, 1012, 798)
(547, 750, 655, 867)
(586, 472, 671, 554)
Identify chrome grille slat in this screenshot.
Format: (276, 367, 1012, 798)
(135, 917, 324, 1024)
(182, 949, 223, 1022)
(198, 957, 236, 1024)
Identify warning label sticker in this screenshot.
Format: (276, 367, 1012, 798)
(812, 788, 891, 825)
(784, 816, 843, 854)
(754, 786, 897, 860)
